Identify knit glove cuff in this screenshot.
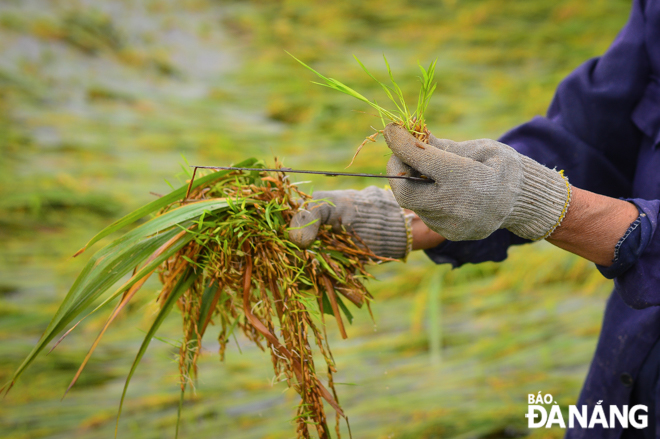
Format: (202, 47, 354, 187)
(289, 186, 411, 260)
(383, 123, 572, 242)
(504, 155, 572, 241)
(342, 187, 411, 259)
(289, 186, 412, 259)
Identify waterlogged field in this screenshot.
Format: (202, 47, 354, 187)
(0, 0, 630, 438)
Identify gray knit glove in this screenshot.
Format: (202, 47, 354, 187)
(288, 186, 412, 259)
(384, 123, 571, 241)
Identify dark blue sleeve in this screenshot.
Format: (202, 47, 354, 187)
(598, 199, 660, 309)
(426, 0, 651, 267)
(425, 229, 528, 267)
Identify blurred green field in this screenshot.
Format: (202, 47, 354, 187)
(0, 0, 631, 438)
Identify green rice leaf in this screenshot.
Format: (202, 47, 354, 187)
(4, 199, 231, 393)
(287, 52, 399, 124)
(77, 158, 259, 254)
(54, 199, 231, 323)
(353, 56, 405, 118)
(382, 55, 409, 120)
(321, 292, 334, 318)
(335, 294, 353, 324)
(320, 290, 353, 324)
(4, 229, 195, 393)
(115, 267, 199, 438)
(71, 231, 194, 338)
(315, 253, 344, 284)
(197, 280, 220, 331)
(290, 52, 438, 138)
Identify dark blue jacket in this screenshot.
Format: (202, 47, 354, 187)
(426, 0, 660, 437)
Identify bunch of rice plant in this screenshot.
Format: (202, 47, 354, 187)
(288, 53, 438, 166)
(4, 158, 388, 438)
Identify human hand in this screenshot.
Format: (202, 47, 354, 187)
(384, 123, 571, 241)
(288, 186, 411, 259)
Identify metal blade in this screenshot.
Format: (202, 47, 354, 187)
(190, 165, 434, 183)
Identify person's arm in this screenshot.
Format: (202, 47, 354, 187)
(420, 0, 651, 268)
(410, 210, 445, 251)
(411, 187, 640, 268)
(546, 187, 639, 267)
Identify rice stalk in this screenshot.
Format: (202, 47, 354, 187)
(288, 53, 437, 166)
(5, 158, 388, 439)
(156, 162, 388, 437)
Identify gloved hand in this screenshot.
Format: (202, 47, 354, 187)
(288, 186, 411, 259)
(384, 123, 571, 241)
